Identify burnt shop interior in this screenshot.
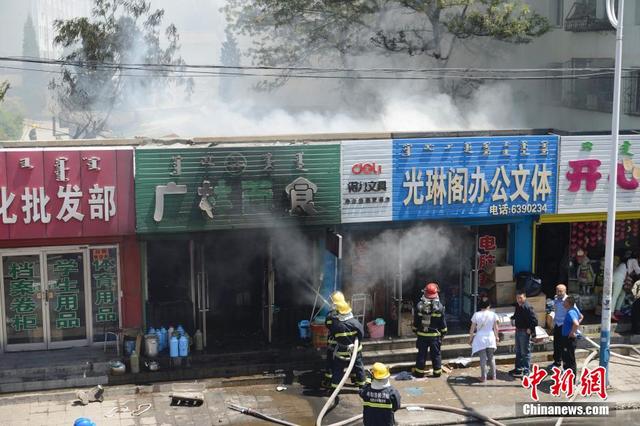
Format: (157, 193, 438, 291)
(341, 223, 509, 336)
(536, 219, 640, 322)
(145, 228, 327, 350)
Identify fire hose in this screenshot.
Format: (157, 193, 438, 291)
(554, 336, 640, 426)
(228, 337, 507, 426)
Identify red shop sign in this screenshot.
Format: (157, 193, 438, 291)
(0, 148, 134, 239)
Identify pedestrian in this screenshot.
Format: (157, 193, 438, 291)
(631, 280, 640, 334)
(509, 290, 538, 378)
(322, 291, 345, 388)
(626, 251, 640, 282)
(330, 301, 367, 389)
(412, 282, 447, 378)
(561, 295, 581, 376)
(468, 299, 499, 382)
(548, 284, 583, 370)
(359, 362, 401, 426)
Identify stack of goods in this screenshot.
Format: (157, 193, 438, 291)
(494, 306, 515, 341)
(485, 265, 516, 307)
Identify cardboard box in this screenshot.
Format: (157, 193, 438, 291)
(485, 265, 513, 282)
(536, 311, 547, 328)
(490, 281, 516, 305)
(528, 295, 547, 312)
(494, 306, 515, 314)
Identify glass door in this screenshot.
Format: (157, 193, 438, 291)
(2, 254, 47, 351)
(462, 230, 480, 318)
(45, 250, 89, 348)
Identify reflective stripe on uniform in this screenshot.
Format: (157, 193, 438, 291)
(326, 320, 333, 325)
(416, 331, 440, 337)
(334, 331, 358, 338)
(335, 345, 363, 356)
(413, 367, 426, 373)
(324, 372, 332, 378)
(363, 401, 393, 409)
(327, 339, 337, 345)
(433, 369, 442, 374)
(431, 313, 442, 317)
(440, 328, 448, 333)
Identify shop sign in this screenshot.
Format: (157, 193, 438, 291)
(135, 145, 341, 232)
(341, 140, 392, 223)
(5, 257, 41, 334)
(0, 148, 134, 239)
(392, 136, 559, 220)
(90, 247, 119, 340)
(47, 253, 84, 330)
(558, 135, 640, 213)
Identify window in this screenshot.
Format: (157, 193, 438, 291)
(565, 0, 614, 31)
(624, 69, 640, 115)
(550, 0, 565, 27)
(562, 58, 614, 113)
(636, 0, 640, 25)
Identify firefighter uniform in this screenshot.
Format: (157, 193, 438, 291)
(359, 365, 401, 426)
(323, 308, 338, 386)
(330, 302, 367, 388)
(413, 284, 447, 378)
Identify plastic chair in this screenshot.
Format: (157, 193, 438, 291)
(103, 327, 123, 356)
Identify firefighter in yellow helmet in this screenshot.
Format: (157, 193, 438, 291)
(322, 291, 345, 388)
(329, 301, 366, 388)
(359, 362, 401, 426)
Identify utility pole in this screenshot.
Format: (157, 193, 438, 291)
(600, 0, 625, 372)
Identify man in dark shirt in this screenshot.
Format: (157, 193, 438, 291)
(510, 290, 538, 378)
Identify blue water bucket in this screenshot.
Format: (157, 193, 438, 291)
(170, 335, 179, 358)
(298, 320, 310, 339)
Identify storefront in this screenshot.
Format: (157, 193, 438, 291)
(536, 135, 640, 315)
(0, 147, 139, 352)
(339, 135, 559, 335)
(135, 143, 341, 348)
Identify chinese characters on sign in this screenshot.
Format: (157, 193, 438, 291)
(49, 254, 83, 330)
(393, 137, 558, 220)
(558, 136, 640, 214)
(7, 259, 39, 333)
(0, 149, 133, 239)
(522, 365, 608, 401)
(90, 248, 119, 341)
(341, 140, 393, 223)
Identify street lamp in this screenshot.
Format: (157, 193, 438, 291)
(600, 0, 625, 372)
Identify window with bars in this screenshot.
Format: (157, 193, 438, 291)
(624, 69, 640, 115)
(562, 58, 614, 113)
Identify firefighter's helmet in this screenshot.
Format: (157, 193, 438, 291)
(371, 362, 391, 380)
(330, 291, 345, 304)
(335, 301, 352, 315)
(424, 282, 439, 299)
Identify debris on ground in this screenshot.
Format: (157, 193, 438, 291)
(76, 385, 104, 405)
(276, 385, 287, 392)
(170, 392, 205, 407)
(394, 371, 413, 381)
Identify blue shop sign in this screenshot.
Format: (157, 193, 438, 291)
(392, 136, 558, 220)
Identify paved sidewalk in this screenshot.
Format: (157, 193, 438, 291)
(5, 356, 640, 426)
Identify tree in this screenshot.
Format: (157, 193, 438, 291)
(0, 100, 24, 140)
(50, 0, 192, 139)
(0, 81, 8, 103)
(224, 0, 550, 91)
(219, 27, 242, 102)
(21, 14, 46, 117)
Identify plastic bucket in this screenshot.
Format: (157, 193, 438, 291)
(367, 321, 385, 339)
(311, 323, 328, 349)
(298, 320, 311, 340)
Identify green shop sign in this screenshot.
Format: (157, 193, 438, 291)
(135, 145, 341, 233)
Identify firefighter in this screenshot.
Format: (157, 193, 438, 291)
(330, 301, 367, 389)
(359, 362, 401, 426)
(322, 291, 345, 388)
(413, 282, 447, 378)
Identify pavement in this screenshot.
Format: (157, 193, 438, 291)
(4, 353, 640, 426)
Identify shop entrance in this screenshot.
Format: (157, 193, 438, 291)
(1, 246, 121, 352)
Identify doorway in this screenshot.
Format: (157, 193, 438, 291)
(1, 245, 121, 352)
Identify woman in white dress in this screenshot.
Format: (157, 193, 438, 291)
(468, 300, 500, 382)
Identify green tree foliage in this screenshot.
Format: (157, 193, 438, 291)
(225, 0, 550, 89)
(50, 0, 191, 139)
(0, 100, 24, 141)
(21, 14, 47, 117)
